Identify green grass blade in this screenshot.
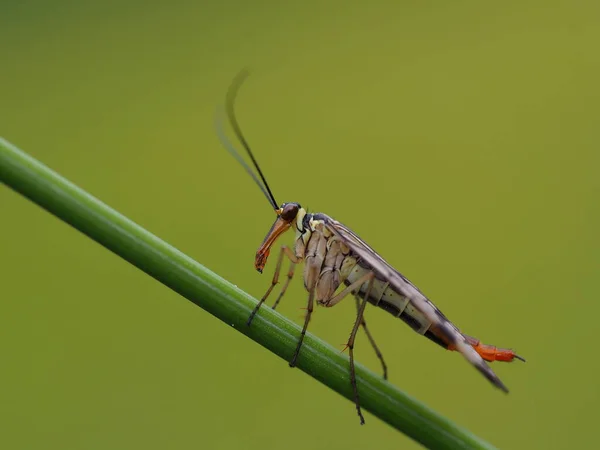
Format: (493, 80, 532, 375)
(0, 137, 496, 450)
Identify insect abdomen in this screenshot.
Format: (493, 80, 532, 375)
(342, 259, 433, 335)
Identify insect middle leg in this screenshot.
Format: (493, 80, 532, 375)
(289, 277, 315, 368)
(354, 295, 388, 380)
(247, 245, 299, 326)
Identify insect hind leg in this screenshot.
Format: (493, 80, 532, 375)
(354, 295, 388, 380)
(346, 274, 375, 425)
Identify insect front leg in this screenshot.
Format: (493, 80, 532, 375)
(289, 231, 328, 366)
(354, 295, 388, 380)
(247, 245, 300, 326)
(271, 260, 296, 310)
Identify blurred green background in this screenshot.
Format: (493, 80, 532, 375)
(1, 1, 599, 449)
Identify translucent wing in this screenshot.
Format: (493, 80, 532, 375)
(319, 213, 509, 392)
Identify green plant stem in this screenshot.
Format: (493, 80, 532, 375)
(0, 137, 495, 450)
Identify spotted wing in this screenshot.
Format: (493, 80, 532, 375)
(320, 213, 509, 393)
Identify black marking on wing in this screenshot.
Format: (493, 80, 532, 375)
(320, 214, 509, 393)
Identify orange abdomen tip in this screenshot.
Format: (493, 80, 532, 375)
(472, 341, 526, 363)
(450, 335, 526, 363)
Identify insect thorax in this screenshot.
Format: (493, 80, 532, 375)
(294, 212, 355, 304)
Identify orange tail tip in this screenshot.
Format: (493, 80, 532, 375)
(458, 335, 526, 363)
(474, 343, 526, 362)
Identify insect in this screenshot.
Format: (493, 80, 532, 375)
(216, 70, 524, 424)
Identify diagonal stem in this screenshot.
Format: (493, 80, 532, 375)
(0, 136, 496, 450)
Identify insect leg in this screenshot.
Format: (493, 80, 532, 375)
(354, 295, 388, 380)
(321, 271, 375, 307)
(247, 245, 299, 326)
(289, 272, 316, 368)
(450, 334, 526, 363)
(346, 274, 375, 425)
(271, 260, 296, 310)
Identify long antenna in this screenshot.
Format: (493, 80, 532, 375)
(215, 108, 276, 209)
(218, 69, 279, 210)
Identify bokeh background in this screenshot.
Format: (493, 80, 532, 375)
(1, 1, 599, 449)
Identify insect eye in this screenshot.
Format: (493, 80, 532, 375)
(280, 203, 299, 222)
